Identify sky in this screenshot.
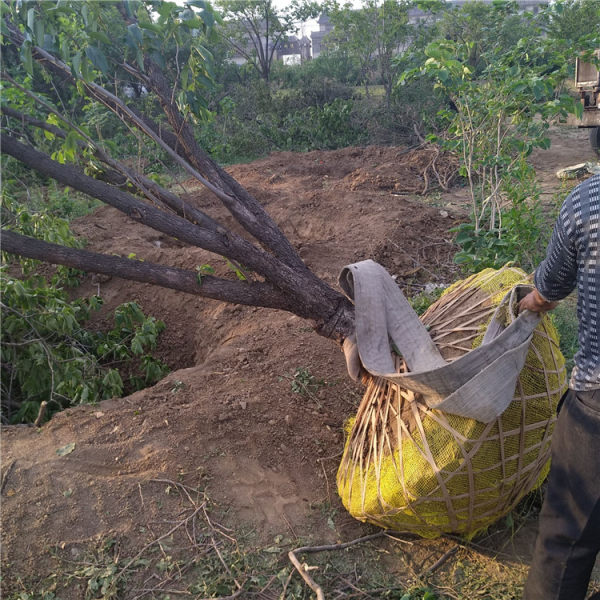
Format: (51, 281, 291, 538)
(175, 0, 326, 37)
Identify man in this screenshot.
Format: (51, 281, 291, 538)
(519, 173, 600, 600)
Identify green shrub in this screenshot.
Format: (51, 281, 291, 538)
(1, 197, 168, 424)
(0, 272, 169, 424)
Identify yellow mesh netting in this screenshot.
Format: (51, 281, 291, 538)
(337, 266, 567, 538)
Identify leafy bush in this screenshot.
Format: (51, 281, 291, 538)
(1, 198, 168, 424)
(451, 200, 546, 273)
(273, 99, 365, 151)
(197, 95, 367, 162)
(0, 272, 169, 424)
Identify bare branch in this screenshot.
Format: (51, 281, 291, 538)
(0, 103, 220, 231)
(0, 230, 296, 312)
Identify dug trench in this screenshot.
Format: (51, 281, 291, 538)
(2, 132, 599, 598)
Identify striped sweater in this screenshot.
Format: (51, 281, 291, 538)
(534, 173, 600, 391)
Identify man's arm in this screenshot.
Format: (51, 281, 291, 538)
(519, 206, 578, 314)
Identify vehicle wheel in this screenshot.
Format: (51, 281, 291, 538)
(590, 126, 600, 154)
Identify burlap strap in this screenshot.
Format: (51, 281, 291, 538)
(340, 260, 541, 423)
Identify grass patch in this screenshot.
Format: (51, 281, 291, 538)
(352, 85, 387, 97)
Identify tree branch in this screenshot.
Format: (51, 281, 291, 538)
(0, 230, 296, 312)
(0, 135, 277, 283)
(0, 103, 220, 231)
(5, 18, 306, 272)
(1, 135, 354, 339)
(141, 58, 306, 270)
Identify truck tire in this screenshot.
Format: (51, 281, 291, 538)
(591, 126, 600, 154)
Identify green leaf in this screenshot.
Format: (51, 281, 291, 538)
(538, 137, 551, 150)
(197, 264, 215, 275)
(85, 45, 108, 74)
(21, 42, 33, 76)
(88, 31, 111, 45)
(56, 442, 76, 457)
(34, 19, 44, 45)
(81, 2, 89, 25)
(455, 231, 474, 245)
(26, 7, 35, 32)
(181, 65, 190, 90)
(71, 51, 81, 78)
(136, 48, 145, 72)
(131, 336, 143, 355)
(138, 21, 162, 34)
(127, 23, 143, 45)
(532, 80, 545, 101)
(181, 17, 204, 29)
(80, 56, 91, 82)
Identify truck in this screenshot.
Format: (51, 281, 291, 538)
(568, 49, 600, 154)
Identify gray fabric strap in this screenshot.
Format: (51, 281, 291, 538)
(340, 260, 541, 423)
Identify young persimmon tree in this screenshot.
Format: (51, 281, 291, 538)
(0, 0, 355, 343)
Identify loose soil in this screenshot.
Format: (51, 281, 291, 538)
(1, 126, 598, 599)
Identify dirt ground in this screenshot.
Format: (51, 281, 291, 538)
(1, 125, 599, 599)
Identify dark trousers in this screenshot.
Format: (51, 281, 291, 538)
(524, 389, 600, 600)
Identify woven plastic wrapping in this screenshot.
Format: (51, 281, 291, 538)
(337, 266, 567, 538)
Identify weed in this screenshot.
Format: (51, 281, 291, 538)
(410, 285, 446, 316)
(170, 380, 185, 394)
(1, 277, 169, 424)
(286, 367, 325, 398)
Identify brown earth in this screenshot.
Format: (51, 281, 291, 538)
(1, 126, 598, 599)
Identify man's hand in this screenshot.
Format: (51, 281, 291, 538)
(518, 289, 558, 314)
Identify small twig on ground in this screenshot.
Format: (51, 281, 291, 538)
(134, 587, 192, 596)
(317, 457, 332, 506)
(288, 547, 326, 600)
(34, 401, 48, 427)
(419, 545, 458, 579)
(150, 478, 198, 506)
(211, 535, 242, 590)
(137, 482, 146, 511)
(1, 460, 16, 494)
(202, 504, 238, 545)
(282, 512, 298, 541)
(113, 504, 205, 586)
(288, 532, 387, 600)
(383, 532, 414, 545)
(257, 574, 278, 598)
(280, 569, 295, 600)
(335, 574, 378, 599)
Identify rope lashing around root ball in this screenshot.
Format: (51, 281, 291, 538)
(337, 262, 567, 538)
